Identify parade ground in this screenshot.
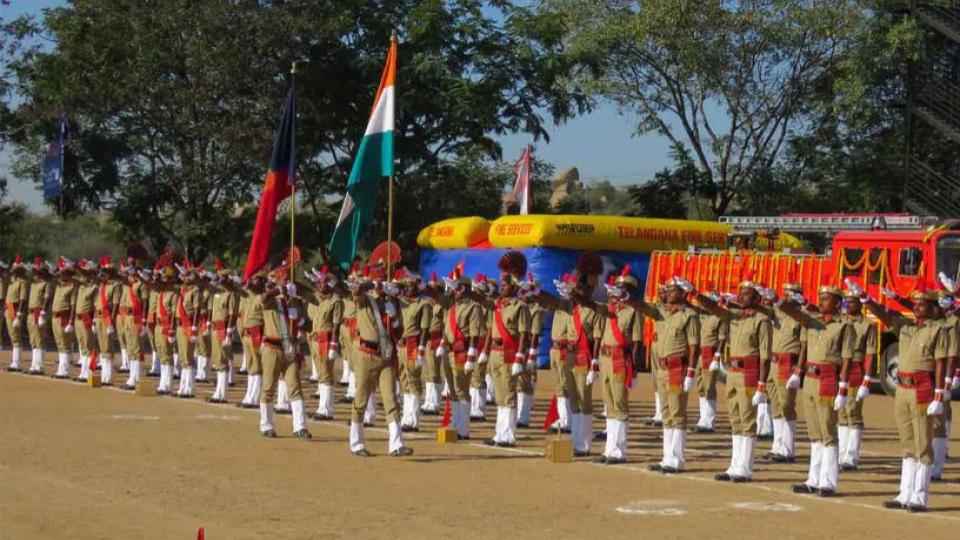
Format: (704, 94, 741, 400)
(1, 361, 958, 540)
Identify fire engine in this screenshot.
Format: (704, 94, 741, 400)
(645, 213, 960, 396)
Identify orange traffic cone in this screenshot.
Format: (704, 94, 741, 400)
(197, 527, 205, 540)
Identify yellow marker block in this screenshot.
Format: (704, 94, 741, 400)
(87, 377, 102, 388)
(134, 381, 155, 397)
(545, 439, 573, 463)
(437, 427, 459, 444)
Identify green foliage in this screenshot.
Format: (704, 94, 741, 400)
(0, 211, 122, 261)
(2, 0, 585, 261)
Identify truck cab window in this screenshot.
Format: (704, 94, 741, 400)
(937, 236, 960, 284)
(842, 248, 863, 277)
(899, 247, 922, 277)
(867, 248, 883, 284)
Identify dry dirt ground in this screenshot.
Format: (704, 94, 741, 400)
(2, 352, 960, 540)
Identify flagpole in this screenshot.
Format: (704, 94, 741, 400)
(386, 30, 397, 279)
(289, 61, 299, 281)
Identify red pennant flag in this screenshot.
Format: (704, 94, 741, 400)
(197, 527, 205, 540)
(88, 350, 99, 371)
(542, 394, 560, 432)
(441, 396, 452, 428)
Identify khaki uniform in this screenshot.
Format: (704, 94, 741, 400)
(350, 293, 400, 424)
(570, 302, 604, 416)
(800, 316, 855, 446)
(145, 289, 159, 360)
(645, 303, 699, 429)
(153, 289, 178, 365)
(341, 296, 358, 376)
(423, 299, 445, 389)
(488, 297, 530, 409)
(723, 310, 772, 436)
(470, 302, 490, 398)
(308, 293, 343, 384)
(890, 317, 947, 465)
(26, 279, 52, 351)
(50, 280, 77, 354)
(4, 274, 29, 349)
(599, 303, 642, 421)
(769, 308, 802, 421)
(74, 281, 98, 360)
(258, 294, 303, 404)
(196, 286, 213, 362)
(839, 316, 877, 428)
(398, 296, 430, 396)
(442, 296, 482, 404)
(520, 302, 545, 394)
(210, 288, 238, 371)
(933, 316, 958, 439)
(550, 307, 574, 401)
(696, 310, 726, 401)
(95, 280, 122, 356)
(119, 280, 148, 363)
(240, 292, 264, 376)
(176, 284, 201, 369)
(0, 275, 7, 347)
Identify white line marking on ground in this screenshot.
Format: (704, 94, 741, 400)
(107, 414, 159, 420)
(615, 500, 686, 516)
(731, 502, 803, 512)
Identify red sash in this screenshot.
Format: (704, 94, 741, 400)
(177, 287, 192, 334)
(700, 346, 715, 370)
(405, 336, 419, 364)
(158, 292, 173, 336)
(608, 304, 633, 388)
(78, 311, 94, 330)
(494, 299, 520, 363)
(775, 353, 796, 383)
(449, 303, 467, 365)
(814, 363, 838, 404)
(664, 356, 683, 391)
(847, 360, 864, 388)
(128, 286, 143, 326)
(99, 284, 112, 327)
(429, 330, 442, 349)
(572, 306, 592, 367)
(214, 320, 227, 342)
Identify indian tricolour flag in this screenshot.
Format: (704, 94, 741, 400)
(329, 37, 397, 268)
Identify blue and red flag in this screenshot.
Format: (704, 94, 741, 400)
(243, 77, 297, 279)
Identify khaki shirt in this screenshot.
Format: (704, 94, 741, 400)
(155, 289, 178, 328)
(551, 308, 569, 341)
(770, 307, 802, 355)
(941, 315, 959, 360)
(698, 310, 727, 349)
(310, 294, 343, 334)
(443, 297, 481, 343)
(5, 275, 29, 306)
(76, 282, 98, 314)
(51, 281, 77, 313)
(490, 297, 530, 341)
(847, 315, 878, 362)
(601, 302, 642, 347)
(428, 298, 445, 334)
(527, 302, 546, 336)
(648, 304, 700, 359)
(211, 289, 237, 324)
(570, 302, 605, 342)
(892, 317, 947, 373)
(725, 309, 772, 361)
(97, 281, 122, 316)
(399, 296, 431, 339)
(177, 285, 201, 319)
(28, 280, 52, 310)
(354, 294, 397, 345)
(119, 281, 147, 311)
(261, 295, 295, 342)
(799, 314, 855, 365)
(240, 290, 264, 328)
(148, 289, 159, 323)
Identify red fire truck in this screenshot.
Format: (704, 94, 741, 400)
(646, 213, 960, 396)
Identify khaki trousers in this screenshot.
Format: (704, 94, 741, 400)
(242, 334, 262, 375)
(5, 316, 24, 347)
(96, 319, 116, 356)
(122, 319, 144, 363)
(471, 358, 487, 389)
(309, 337, 335, 385)
(801, 376, 838, 446)
(211, 328, 232, 371)
(572, 366, 593, 415)
(259, 345, 302, 403)
(837, 394, 864, 428)
(399, 345, 423, 396)
(75, 317, 95, 356)
(599, 353, 628, 421)
(489, 350, 519, 408)
(176, 327, 195, 369)
(655, 367, 688, 429)
(423, 338, 442, 385)
(696, 365, 718, 401)
(352, 350, 399, 424)
(724, 371, 756, 436)
(550, 348, 576, 401)
(52, 316, 74, 354)
(443, 353, 471, 402)
(154, 327, 175, 365)
(27, 314, 45, 350)
(895, 387, 935, 464)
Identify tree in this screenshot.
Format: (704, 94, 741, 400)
(3, 1, 585, 262)
(549, 0, 873, 217)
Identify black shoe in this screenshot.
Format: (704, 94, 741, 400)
(517, 422, 530, 429)
(497, 441, 516, 448)
(731, 476, 749, 483)
(470, 416, 486, 422)
(907, 505, 927, 513)
(882, 500, 905, 509)
(841, 463, 858, 472)
(593, 431, 607, 442)
(294, 429, 313, 439)
(648, 464, 663, 472)
(121, 384, 135, 391)
(605, 457, 626, 465)
(261, 429, 277, 438)
(337, 381, 348, 387)
(337, 396, 353, 404)
(118, 368, 129, 373)
(228, 382, 236, 387)
(308, 377, 319, 383)
(792, 484, 816, 494)
(311, 413, 333, 421)
(146, 371, 159, 378)
(54, 374, 70, 379)
(235, 402, 246, 408)
(574, 451, 591, 458)
(100, 382, 113, 387)
(932, 475, 943, 483)
(275, 408, 291, 415)
(176, 393, 194, 399)
(457, 434, 470, 441)
(157, 389, 171, 396)
(714, 473, 732, 482)
(352, 448, 373, 457)
(6, 366, 21, 372)
(421, 409, 440, 416)
(818, 489, 835, 498)
(592, 456, 608, 464)
(238, 369, 248, 375)
(27, 369, 43, 376)
(662, 466, 681, 474)
(204, 397, 226, 404)
(652, 420, 663, 427)
(400, 425, 419, 433)
(390, 447, 414, 457)
(691, 426, 715, 433)
(483, 438, 498, 447)
(242, 403, 258, 409)
(363, 422, 374, 428)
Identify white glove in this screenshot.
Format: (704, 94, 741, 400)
(222, 336, 231, 347)
(673, 276, 694, 294)
(709, 351, 721, 372)
(510, 361, 524, 376)
(952, 373, 960, 390)
(415, 354, 424, 367)
(682, 368, 695, 392)
(881, 287, 897, 299)
(939, 271, 957, 293)
(285, 282, 297, 297)
(856, 381, 870, 401)
(940, 296, 955, 310)
(190, 335, 197, 343)
(107, 325, 115, 335)
(167, 335, 175, 344)
(287, 307, 299, 320)
(751, 385, 766, 406)
(11, 318, 19, 328)
(227, 326, 235, 337)
(526, 359, 536, 372)
(528, 347, 537, 358)
(464, 360, 476, 373)
(38, 315, 46, 327)
(436, 345, 446, 358)
(346, 281, 359, 292)
(833, 393, 847, 411)
(758, 287, 776, 301)
(478, 352, 489, 364)
(789, 291, 808, 306)
(64, 323, 74, 334)
(586, 370, 598, 385)
(927, 396, 945, 416)
(786, 372, 801, 390)
(327, 347, 338, 360)
(140, 327, 148, 337)
(514, 352, 526, 369)
(467, 346, 478, 358)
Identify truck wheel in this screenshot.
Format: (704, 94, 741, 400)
(879, 345, 898, 397)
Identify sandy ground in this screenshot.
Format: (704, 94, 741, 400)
(2, 351, 960, 540)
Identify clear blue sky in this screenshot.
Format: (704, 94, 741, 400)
(0, 0, 674, 212)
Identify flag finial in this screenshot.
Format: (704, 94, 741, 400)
(390, 29, 398, 43)
(290, 61, 299, 75)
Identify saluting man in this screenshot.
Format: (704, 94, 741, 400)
(206, 261, 239, 403)
(237, 272, 266, 408)
(73, 260, 99, 382)
(838, 284, 878, 471)
(153, 263, 179, 395)
(305, 265, 342, 420)
(420, 273, 445, 415)
(436, 268, 482, 440)
(764, 280, 804, 462)
(691, 283, 726, 433)
(119, 261, 150, 390)
(51, 258, 78, 378)
(25, 259, 53, 375)
(95, 256, 122, 385)
(5, 255, 30, 371)
(174, 261, 202, 398)
(395, 268, 431, 432)
(863, 283, 947, 512)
